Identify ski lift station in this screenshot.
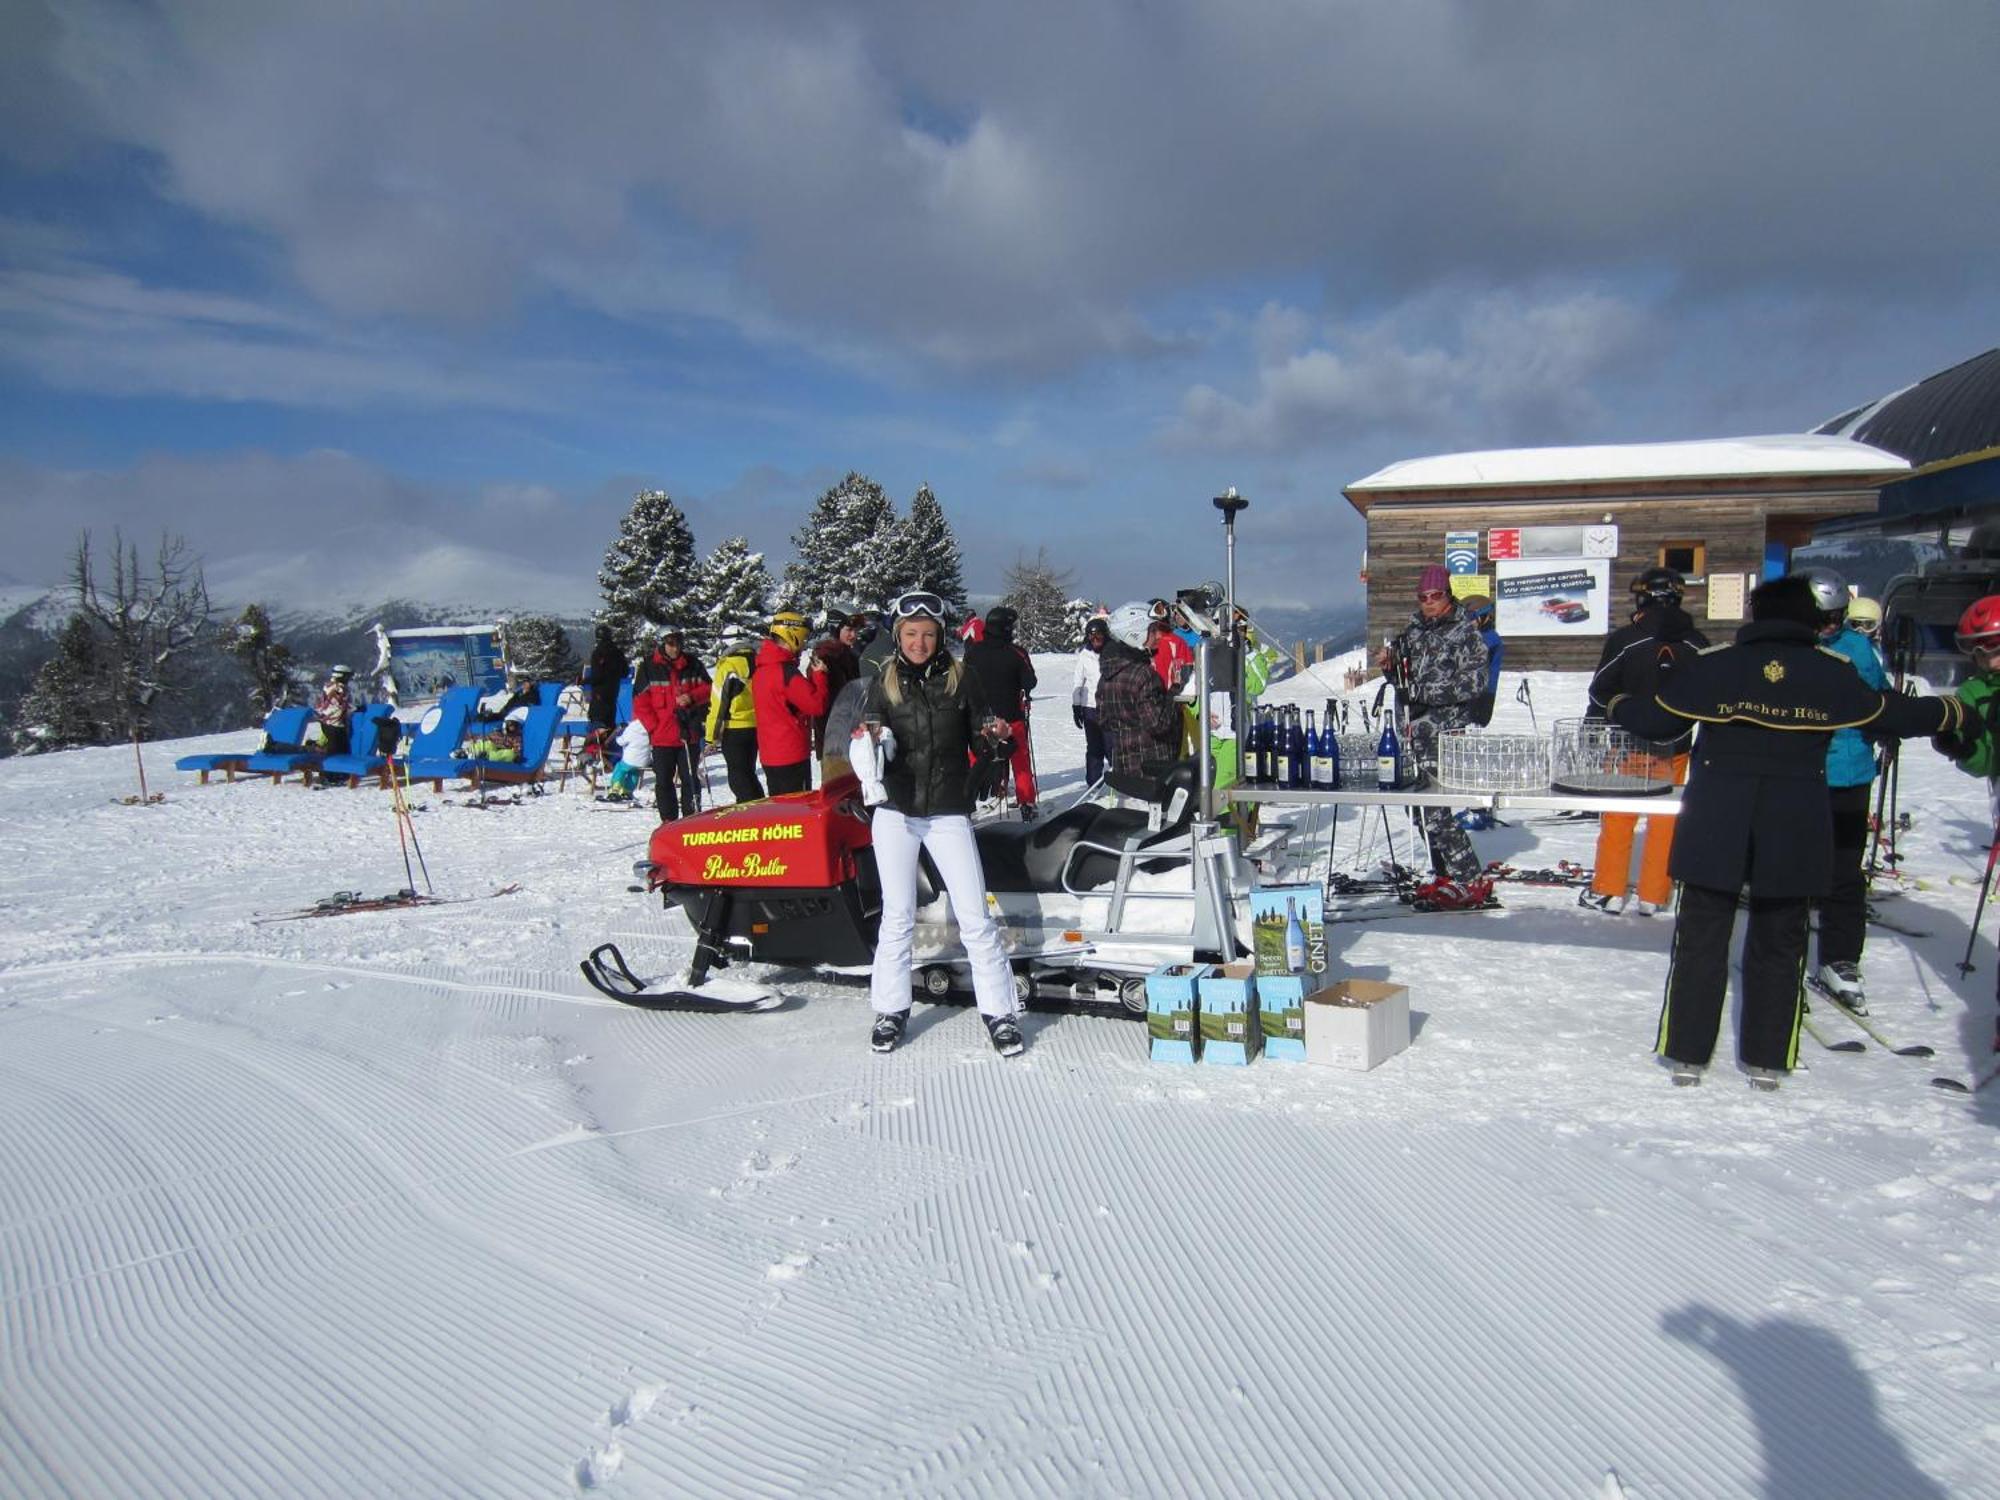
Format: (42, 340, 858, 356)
(1344, 346, 2000, 675)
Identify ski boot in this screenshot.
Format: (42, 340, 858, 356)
(870, 1010, 910, 1054)
(1815, 961, 1866, 1015)
(1746, 1066, 1784, 1092)
(984, 1013, 1026, 1057)
(1578, 889, 1622, 916)
(1664, 1058, 1705, 1088)
(1413, 875, 1500, 913)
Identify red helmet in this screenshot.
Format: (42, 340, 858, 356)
(1956, 595, 2000, 653)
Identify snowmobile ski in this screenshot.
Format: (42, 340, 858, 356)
(1931, 1058, 2000, 1093)
(577, 942, 792, 1012)
(1809, 983, 1935, 1057)
(254, 883, 521, 924)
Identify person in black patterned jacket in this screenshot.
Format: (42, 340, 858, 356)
(1375, 565, 1491, 893)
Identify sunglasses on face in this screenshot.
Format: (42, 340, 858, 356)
(889, 591, 947, 621)
(1418, 590, 1450, 602)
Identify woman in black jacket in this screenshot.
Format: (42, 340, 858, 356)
(856, 592, 1024, 1056)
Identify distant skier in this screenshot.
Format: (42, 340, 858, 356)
(1374, 566, 1491, 904)
(632, 630, 711, 822)
(705, 633, 763, 804)
(587, 625, 629, 732)
(1806, 568, 1887, 1012)
(316, 664, 355, 786)
(964, 605, 1039, 817)
(810, 612, 864, 757)
(1097, 603, 1184, 798)
(1932, 594, 2000, 1059)
(751, 610, 829, 795)
(1072, 612, 1110, 787)
(1580, 567, 1706, 917)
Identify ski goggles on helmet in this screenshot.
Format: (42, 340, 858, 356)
(889, 590, 948, 623)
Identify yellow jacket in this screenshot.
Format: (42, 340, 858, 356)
(706, 652, 757, 737)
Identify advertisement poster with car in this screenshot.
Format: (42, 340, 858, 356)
(1494, 558, 1611, 637)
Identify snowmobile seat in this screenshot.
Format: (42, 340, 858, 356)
(177, 705, 315, 783)
(976, 764, 1198, 894)
(321, 687, 477, 787)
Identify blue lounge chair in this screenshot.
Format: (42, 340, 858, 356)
(408, 702, 563, 790)
(616, 676, 634, 726)
(244, 702, 393, 784)
(321, 687, 479, 788)
(176, 705, 314, 783)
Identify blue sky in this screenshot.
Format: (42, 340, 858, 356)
(3, 1, 1997, 615)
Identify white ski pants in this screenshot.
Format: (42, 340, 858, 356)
(869, 808, 1017, 1018)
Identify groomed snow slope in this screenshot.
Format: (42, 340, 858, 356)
(2, 665, 1995, 1499)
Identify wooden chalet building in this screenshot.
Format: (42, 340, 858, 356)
(1343, 435, 1909, 671)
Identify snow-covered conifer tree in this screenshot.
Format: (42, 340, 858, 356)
(1060, 597, 1101, 651)
(597, 489, 698, 648)
(998, 549, 1076, 651)
(686, 538, 774, 659)
(783, 472, 899, 615)
(886, 484, 969, 617)
(227, 604, 297, 714)
(501, 615, 579, 683)
(12, 614, 107, 753)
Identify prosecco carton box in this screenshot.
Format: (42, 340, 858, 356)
(1145, 962, 1212, 1064)
(1304, 979, 1411, 1072)
(1248, 884, 1329, 1061)
(1197, 963, 1261, 1066)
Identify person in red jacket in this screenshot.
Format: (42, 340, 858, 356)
(809, 612, 864, 757)
(1149, 617, 1194, 693)
(632, 630, 712, 821)
(752, 610, 829, 794)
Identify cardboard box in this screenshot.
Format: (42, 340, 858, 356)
(1198, 962, 1261, 1066)
(1248, 884, 1329, 980)
(1256, 969, 1329, 1062)
(1304, 979, 1411, 1071)
(1146, 962, 1212, 1064)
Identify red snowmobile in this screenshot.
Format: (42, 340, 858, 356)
(580, 766, 1239, 1014)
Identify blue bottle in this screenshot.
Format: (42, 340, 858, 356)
(1376, 716, 1400, 791)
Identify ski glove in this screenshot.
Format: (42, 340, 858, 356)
(1072, 705, 1086, 728)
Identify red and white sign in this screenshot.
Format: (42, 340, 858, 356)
(1487, 528, 1521, 560)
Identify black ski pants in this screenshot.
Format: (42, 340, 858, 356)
(1662, 881, 1807, 1071)
(1081, 708, 1106, 787)
(653, 742, 699, 822)
(320, 722, 352, 786)
(1815, 784, 1871, 969)
(764, 760, 811, 796)
(719, 727, 764, 804)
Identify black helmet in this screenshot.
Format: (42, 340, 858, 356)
(1631, 567, 1685, 606)
(985, 605, 1018, 636)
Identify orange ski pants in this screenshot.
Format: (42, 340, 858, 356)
(1590, 753, 1688, 906)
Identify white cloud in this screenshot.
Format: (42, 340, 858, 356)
(1168, 287, 1650, 454)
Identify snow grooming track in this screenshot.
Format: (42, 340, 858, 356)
(2, 673, 1995, 1497)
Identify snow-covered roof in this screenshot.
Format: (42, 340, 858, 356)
(1348, 433, 1909, 493)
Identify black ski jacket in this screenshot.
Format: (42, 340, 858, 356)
(1608, 619, 1964, 896)
(588, 639, 629, 725)
(861, 653, 1003, 818)
(1587, 603, 1709, 752)
(964, 632, 1038, 722)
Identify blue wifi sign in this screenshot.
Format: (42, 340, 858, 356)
(1444, 531, 1479, 575)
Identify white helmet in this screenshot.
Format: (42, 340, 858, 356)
(1800, 567, 1849, 620)
(1107, 601, 1154, 651)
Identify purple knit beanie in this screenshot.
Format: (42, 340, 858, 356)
(1417, 564, 1451, 596)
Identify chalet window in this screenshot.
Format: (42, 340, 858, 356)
(1659, 541, 1706, 584)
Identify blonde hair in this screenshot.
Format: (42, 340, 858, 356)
(878, 645, 960, 706)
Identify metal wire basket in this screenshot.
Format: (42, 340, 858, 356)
(1549, 717, 1676, 796)
(1435, 728, 1552, 793)
(1337, 734, 1383, 788)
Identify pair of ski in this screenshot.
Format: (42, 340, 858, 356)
(1485, 859, 1592, 888)
(1803, 978, 1999, 1092)
(255, 882, 521, 924)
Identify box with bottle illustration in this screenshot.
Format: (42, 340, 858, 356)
(1196, 962, 1260, 1065)
(1144, 961, 1212, 1063)
(1248, 884, 1329, 1061)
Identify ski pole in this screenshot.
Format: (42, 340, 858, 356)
(1516, 678, 1537, 734)
(391, 756, 433, 893)
(1957, 822, 2000, 975)
(1865, 745, 1896, 880)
